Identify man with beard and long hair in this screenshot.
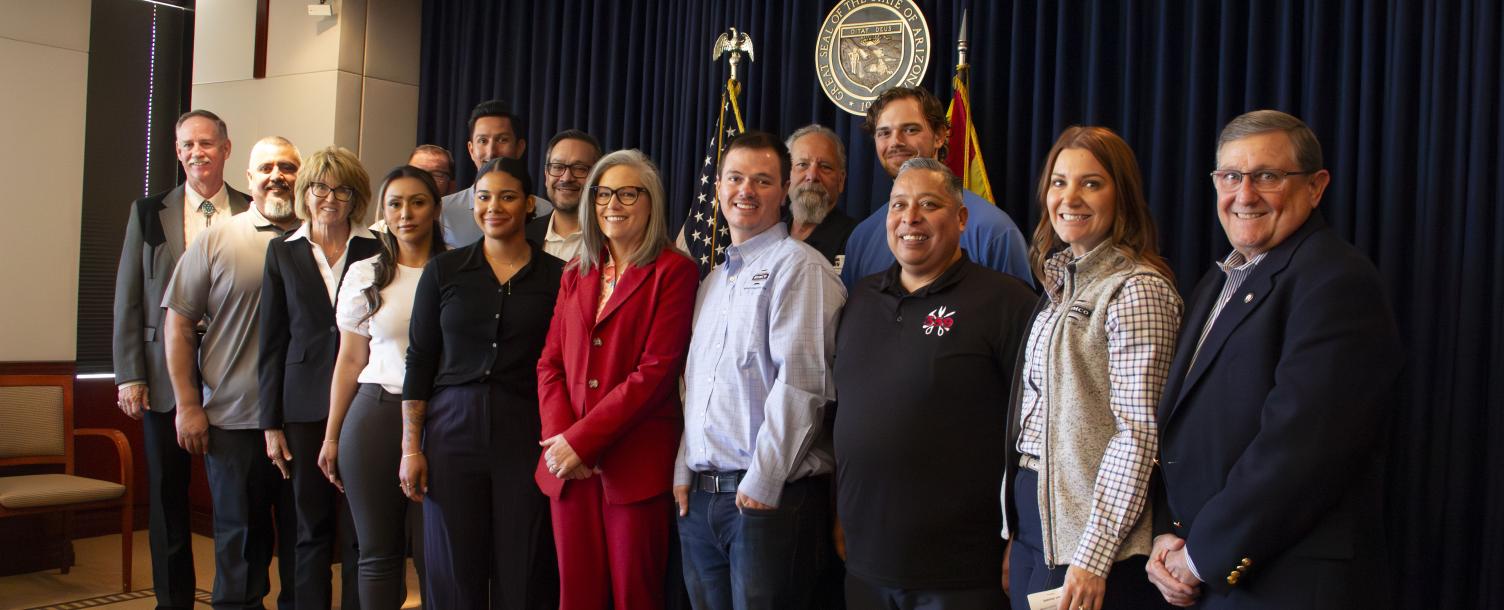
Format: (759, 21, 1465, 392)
(160, 136, 304, 609)
(783, 125, 857, 271)
(526, 129, 602, 262)
(113, 109, 256, 610)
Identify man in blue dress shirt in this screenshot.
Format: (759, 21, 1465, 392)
(673, 131, 846, 610)
(840, 86, 1033, 290)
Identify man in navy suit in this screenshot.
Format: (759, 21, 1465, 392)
(1147, 110, 1402, 609)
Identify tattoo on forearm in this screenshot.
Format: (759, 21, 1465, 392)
(401, 401, 426, 452)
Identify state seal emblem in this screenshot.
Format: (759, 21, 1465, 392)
(815, 0, 932, 115)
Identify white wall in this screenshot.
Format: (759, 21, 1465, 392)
(193, 0, 420, 221)
(0, 0, 90, 361)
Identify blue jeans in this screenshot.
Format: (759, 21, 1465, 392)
(677, 475, 830, 610)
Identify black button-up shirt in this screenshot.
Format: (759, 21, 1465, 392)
(783, 207, 859, 266)
(403, 240, 563, 401)
(833, 253, 1036, 588)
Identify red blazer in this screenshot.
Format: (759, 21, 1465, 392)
(535, 246, 699, 503)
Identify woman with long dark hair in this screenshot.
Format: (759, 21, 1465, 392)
(400, 157, 562, 609)
(318, 166, 446, 608)
(1004, 126, 1182, 610)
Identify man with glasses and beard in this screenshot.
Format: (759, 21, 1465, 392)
(526, 130, 602, 262)
(784, 125, 857, 271)
(161, 136, 303, 609)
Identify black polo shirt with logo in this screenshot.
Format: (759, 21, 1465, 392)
(834, 252, 1036, 589)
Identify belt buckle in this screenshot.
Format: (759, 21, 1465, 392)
(711, 474, 726, 493)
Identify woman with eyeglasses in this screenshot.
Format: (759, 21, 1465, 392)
(1003, 127, 1182, 610)
(401, 157, 562, 609)
(258, 146, 382, 607)
(317, 165, 448, 609)
(534, 150, 699, 610)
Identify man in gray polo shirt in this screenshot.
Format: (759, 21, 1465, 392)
(163, 136, 303, 609)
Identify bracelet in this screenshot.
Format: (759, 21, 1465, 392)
(402, 452, 422, 458)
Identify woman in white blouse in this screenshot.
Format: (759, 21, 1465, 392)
(318, 165, 447, 609)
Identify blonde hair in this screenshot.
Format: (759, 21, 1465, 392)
(294, 146, 371, 225)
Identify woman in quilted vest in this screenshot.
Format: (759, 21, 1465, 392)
(1003, 126, 1183, 610)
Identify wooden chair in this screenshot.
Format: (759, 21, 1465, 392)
(0, 374, 134, 592)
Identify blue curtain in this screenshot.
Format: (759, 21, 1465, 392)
(419, 1, 1503, 607)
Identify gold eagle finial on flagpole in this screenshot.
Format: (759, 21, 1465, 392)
(712, 27, 755, 83)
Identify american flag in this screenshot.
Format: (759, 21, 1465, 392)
(681, 81, 745, 277)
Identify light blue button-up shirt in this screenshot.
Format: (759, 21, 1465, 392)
(675, 223, 846, 507)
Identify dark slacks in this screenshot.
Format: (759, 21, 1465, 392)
(678, 474, 830, 610)
(142, 409, 196, 609)
(341, 384, 425, 610)
(550, 477, 672, 610)
(1009, 468, 1168, 610)
(845, 573, 1006, 610)
(283, 420, 361, 610)
(204, 426, 284, 610)
(421, 383, 557, 610)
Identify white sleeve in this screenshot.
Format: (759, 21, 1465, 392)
(335, 256, 377, 337)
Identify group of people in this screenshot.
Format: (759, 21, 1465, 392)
(113, 85, 1401, 610)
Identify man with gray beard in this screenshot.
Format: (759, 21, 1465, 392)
(162, 136, 303, 609)
(785, 124, 857, 271)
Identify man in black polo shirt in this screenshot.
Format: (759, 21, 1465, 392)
(834, 157, 1035, 609)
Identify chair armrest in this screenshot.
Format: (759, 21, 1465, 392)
(75, 428, 134, 488)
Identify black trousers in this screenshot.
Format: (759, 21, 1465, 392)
(341, 384, 425, 610)
(204, 426, 290, 610)
(845, 573, 1006, 610)
(142, 409, 196, 609)
(421, 383, 557, 610)
(283, 420, 361, 610)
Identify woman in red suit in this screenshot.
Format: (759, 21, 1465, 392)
(535, 148, 699, 610)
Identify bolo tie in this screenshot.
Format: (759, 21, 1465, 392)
(199, 200, 218, 225)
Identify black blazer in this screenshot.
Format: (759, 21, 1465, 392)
(525, 212, 552, 244)
(1153, 213, 1402, 609)
(257, 227, 382, 428)
(113, 184, 249, 412)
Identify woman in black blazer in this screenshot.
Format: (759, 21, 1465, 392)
(258, 146, 382, 608)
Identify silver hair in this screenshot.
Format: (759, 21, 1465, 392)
(576, 149, 671, 274)
(785, 124, 847, 170)
(253, 136, 301, 160)
(896, 157, 963, 203)
(1216, 109, 1324, 172)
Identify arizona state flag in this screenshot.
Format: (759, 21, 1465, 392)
(945, 75, 996, 204)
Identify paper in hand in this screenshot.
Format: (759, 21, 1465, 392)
(1026, 586, 1064, 610)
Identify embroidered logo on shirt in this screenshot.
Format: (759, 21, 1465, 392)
(923, 306, 956, 336)
(751, 271, 769, 282)
(1067, 301, 1092, 322)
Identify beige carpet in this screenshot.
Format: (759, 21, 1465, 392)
(0, 531, 420, 609)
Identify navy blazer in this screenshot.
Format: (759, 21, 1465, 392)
(1153, 213, 1402, 609)
(257, 227, 382, 428)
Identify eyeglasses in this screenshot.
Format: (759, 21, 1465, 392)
(591, 186, 649, 206)
(1209, 169, 1314, 192)
(309, 182, 356, 202)
(545, 162, 593, 179)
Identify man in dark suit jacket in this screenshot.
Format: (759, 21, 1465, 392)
(526, 129, 601, 262)
(1147, 110, 1402, 610)
(112, 110, 249, 609)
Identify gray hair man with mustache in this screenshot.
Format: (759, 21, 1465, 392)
(784, 124, 858, 271)
(112, 109, 253, 609)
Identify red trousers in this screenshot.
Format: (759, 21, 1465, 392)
(550, 476, 673, 610)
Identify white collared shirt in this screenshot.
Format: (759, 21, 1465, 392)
(183, 184, 231, 247)
(542, 213, 585, 262)
(285, 221, 376, 304)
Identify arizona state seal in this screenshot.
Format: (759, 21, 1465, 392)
(815, 0, 932, 115)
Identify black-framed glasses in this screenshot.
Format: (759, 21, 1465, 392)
(545, 162, 593, 179)
(591, 185, 649, 206)
(309, 182, 356, 202)
(1209, 169, 1314, 192)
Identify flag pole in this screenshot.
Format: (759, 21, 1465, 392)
(956, 10, 970, 89)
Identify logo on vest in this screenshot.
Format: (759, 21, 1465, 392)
(923, 306, 955, 336)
